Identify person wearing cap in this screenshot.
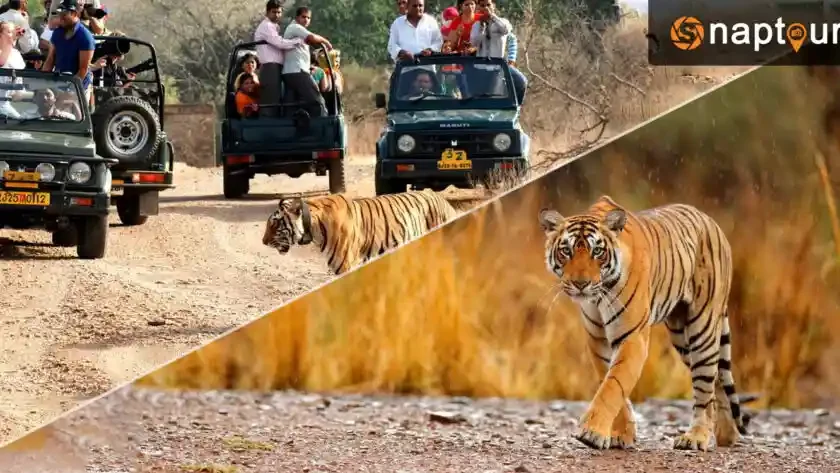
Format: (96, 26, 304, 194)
(0, 0, 39, 54)
(439, 7, 458, 38)
(79, 0, 109, 35)
(41, 0, 96, 105)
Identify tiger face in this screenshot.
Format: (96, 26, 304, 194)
(539, 207, 627, 301)
(262, 199, 310, 254)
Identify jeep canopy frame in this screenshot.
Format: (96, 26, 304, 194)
(91, 35, 166, 130)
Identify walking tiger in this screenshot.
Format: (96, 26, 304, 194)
(262, 190, 459, 275)
(538, 195, 750, 451)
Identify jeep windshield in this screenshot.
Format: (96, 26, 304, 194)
(391, 61, 516, 110)
(0, 71, 84, 126)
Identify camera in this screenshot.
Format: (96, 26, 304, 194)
(81, 5, 107, 20)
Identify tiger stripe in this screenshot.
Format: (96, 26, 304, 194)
(538, 195, 749, 452)
(263, 189, 458, 275)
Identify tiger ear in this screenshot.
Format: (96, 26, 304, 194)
(603, 209, 627, 233)
(278, 198, 300, 215)
(539, 208, 564, 234)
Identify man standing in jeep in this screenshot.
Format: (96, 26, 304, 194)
(254, 0, 303, 118)
(282, 6, 331, 118)
(40, 0, 95, 105)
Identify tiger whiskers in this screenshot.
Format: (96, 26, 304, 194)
(536, 282, 565, 308)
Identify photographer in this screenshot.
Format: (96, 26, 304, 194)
(79, 0, 108, 35)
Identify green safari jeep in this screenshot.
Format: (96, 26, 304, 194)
(90, 35, 175, 226)
(218, 42, 347, 198)
(0, 69, 117, 259)
(373, 55, 530, 195)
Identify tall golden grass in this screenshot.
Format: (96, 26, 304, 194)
(139, 64, 840, 409)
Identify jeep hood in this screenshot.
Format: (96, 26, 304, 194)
(0, 130, 95, 157)
(389, 109, 519, 131)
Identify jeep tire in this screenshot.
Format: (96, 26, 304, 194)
(116, 194, 150, 226)
(223, 167, 250, 199)
(374, 162, 404, 195)
(328, 158, 346, 194)
(93, 96, 163, 163)
(76, 215, 108, 259)
(52, 227, 77, 247)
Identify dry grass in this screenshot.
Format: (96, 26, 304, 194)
(138, 62, 840, 410)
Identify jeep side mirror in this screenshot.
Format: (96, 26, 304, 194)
(374, 92, 386, 109)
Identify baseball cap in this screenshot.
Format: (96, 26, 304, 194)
(54, 0, 79, 13)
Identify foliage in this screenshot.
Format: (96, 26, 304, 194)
(106, 0, 620, 106)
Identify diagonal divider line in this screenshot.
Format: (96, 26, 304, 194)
(0, 53, 787, 451)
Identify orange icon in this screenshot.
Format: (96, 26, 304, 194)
(671, 16, 705, 51)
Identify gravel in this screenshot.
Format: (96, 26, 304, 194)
(2, 385, 838, 473)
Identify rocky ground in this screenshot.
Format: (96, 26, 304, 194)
(1, 386, 838, 472)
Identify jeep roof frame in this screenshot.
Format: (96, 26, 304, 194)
(91, 35, 166, 130)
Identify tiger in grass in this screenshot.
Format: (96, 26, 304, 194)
(538, 195, 751, 452)
(262, 190, 459, 275)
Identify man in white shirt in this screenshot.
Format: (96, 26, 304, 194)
(282, 6, 331, 117)
(386, 0, 442, 63)
(0, 21, 26, 119)
(0, 0, 39, 54)
(469, 0, 527, 104)
(253, 0, 303, 118)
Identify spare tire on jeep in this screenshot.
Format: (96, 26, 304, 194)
(92, 95, 163, 163)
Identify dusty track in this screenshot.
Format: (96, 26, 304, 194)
(0, 157, 483, 443)
(3, 386, 839, 472)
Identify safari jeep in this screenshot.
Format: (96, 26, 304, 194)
(90, 35, 175, 226)
(373, 55, 530, 195)
(218, 42, 347, 198)
(0, 69, 117, 259)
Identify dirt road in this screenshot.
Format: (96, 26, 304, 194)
(1, 156, 480, 443)
(2, 385, 839, 472)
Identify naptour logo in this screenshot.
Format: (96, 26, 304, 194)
(669, 16, 824, 53)
(670, 16, 705, 50)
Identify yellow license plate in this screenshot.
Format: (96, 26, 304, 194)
(0, 191, 50, 206)
(437, 148, 472, 170)
(3, 170, 40, 181)
(112, 179, 124, 185)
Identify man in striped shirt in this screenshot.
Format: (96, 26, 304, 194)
(470, 0, 527, 104)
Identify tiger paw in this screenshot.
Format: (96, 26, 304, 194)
(574, 426, 611, 450)
(609, 432, 636, 449)
(673, 428, 714, 451)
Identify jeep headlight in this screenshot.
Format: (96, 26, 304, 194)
(493, 133, 512, 152)
(396, 134, 415, 153)
(35, 163, 55, 182)
(68, 162, 92, 184)
(0, 161, 8, 177)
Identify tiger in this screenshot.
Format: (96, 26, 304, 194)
(262, 190, 459, 275)
(538, 195, 750, 452)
